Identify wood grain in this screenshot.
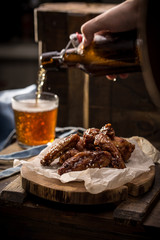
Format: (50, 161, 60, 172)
(0, 176, 26, 203)
(21, 164, 155, 205)
(127, 166, 155, 196)
(114, 164, 160, 224)
(21, 165, 128, 205)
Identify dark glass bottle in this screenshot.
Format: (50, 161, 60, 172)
(40, 30, 141, 76)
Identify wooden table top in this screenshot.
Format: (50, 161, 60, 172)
(0, 142, 160, 240)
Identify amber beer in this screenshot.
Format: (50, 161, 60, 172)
(40, 30, 141, 76)
(12, 93, 59, 148)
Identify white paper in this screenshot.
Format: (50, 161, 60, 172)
(18, 136, 159, 194)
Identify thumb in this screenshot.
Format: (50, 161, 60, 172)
(81, 23, 94, 47)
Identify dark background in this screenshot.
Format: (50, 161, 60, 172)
(1, 1, 123, 43)
(0, 1, 123, 90)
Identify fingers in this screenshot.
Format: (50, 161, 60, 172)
(81, 0, 138, 48)
(81, 21, 95, 47)
(119, 74, 129, 79)
(106, 74, 129, 80)
(81, 13, 111, 47)
(106, 75, 117, 80)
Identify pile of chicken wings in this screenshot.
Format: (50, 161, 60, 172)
(40, 123, 135, 175)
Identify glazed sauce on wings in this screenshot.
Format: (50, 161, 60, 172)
(41, 123, 135, 175)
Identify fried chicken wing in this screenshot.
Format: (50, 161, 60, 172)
(83, 128, 100, 149)
(100, 123, 115, 139)
(100, 125, 134, 161)
(58, 151, 112, 175)
(112, 136, 135, 162)
(94, 133, 126, 169)
(75, 138, 85, 152)
(59, 148, 79, 164)
(40, 134, 80, 166)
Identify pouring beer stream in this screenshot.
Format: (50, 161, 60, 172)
(36, 67, 46, 104)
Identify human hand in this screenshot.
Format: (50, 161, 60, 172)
(81, 0, 139, 48)
(81, 0, 139, 79)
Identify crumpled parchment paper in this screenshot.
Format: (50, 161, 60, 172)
(17, 136, 160, 194)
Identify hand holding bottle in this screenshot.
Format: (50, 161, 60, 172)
(81, 0, 140, 80)
(40, 0, 141, 78)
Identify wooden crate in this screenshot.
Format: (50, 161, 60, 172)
(34, 2, 116, 128)
(34, 3, 160, 147)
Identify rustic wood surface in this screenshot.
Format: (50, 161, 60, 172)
(114, 164, 160, 224)
(127, 166, 155, 197)
(20, 161, 155, 205)
(2, 164, 158, 225)
(0, 176, 26, 203)
(21, 164, 128, 205)
(1, 142, 160, 239)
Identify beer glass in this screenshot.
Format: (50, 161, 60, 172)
(12, 92, 59, 148)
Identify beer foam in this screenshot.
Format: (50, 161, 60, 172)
(12, 99, 58, 112)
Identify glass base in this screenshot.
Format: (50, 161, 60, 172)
(17, 141, 47, 149)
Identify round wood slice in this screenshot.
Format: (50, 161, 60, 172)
(127, 166, 155, 197)
(21, 165, 155, 205)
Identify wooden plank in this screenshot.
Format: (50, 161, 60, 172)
(127, 166, 155, 196)
(35, 11, 68, 51)
(66, 10, 94, 128)
(34, 3, 116, 18)
(83, 74, 90, 128)
(143, 200, 160, 229)
(112, 110, 160, 141)
(0, 176, 26, 203)
(89, 76, 112, 128)
(21, 165, 128, 205)
(113, 164, 160, 224)
(68, 69, 85, 127)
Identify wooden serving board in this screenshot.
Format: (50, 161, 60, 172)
(21, 164, 155, 205)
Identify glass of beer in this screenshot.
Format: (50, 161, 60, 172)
(12, 92, 59, 148)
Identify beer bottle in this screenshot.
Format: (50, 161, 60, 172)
(40, 30, 141, 76)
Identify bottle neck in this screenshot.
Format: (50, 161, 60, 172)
(63, 48, 83, 66)
(40, 48, 79, 70)
(40, 51, 62, 70)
